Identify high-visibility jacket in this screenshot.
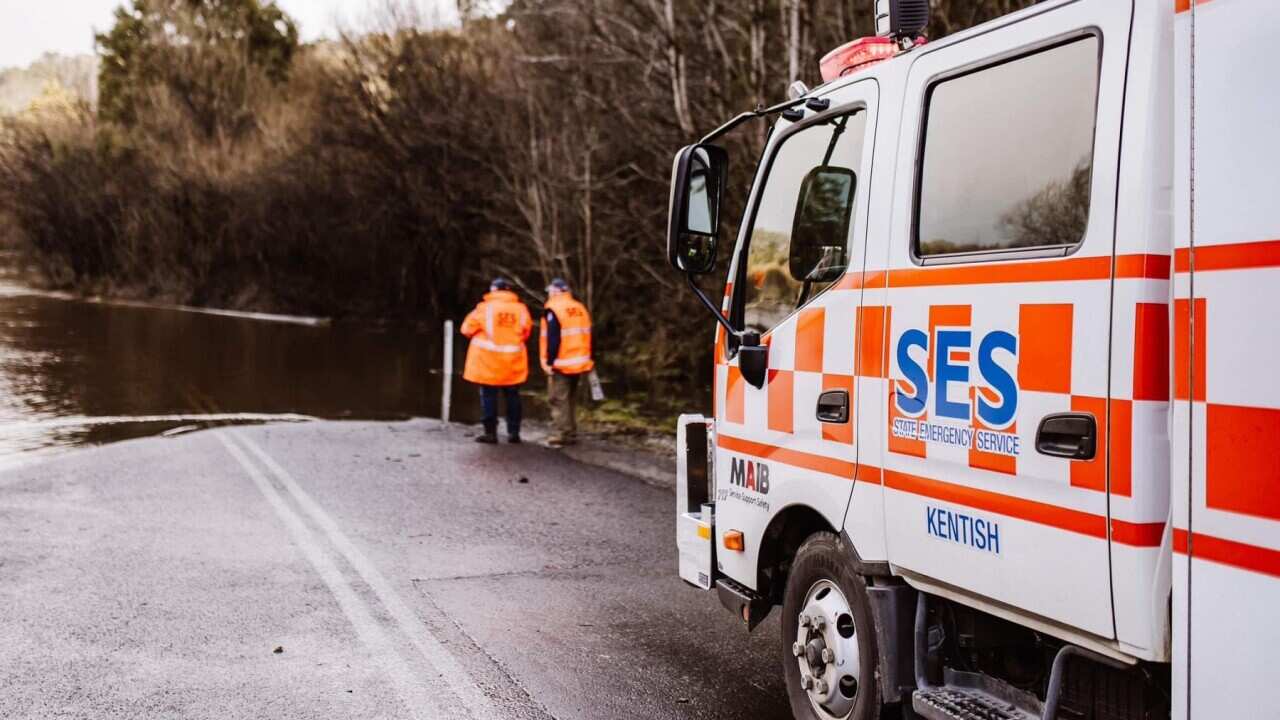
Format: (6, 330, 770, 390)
(461, 290, 533, 386)
(540, 293, 594, 375)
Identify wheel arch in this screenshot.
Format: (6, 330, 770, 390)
(756, 503, 837, 604)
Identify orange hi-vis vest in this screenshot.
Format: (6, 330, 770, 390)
(461, 290, 533, 386)
(540, 293, 594, 375)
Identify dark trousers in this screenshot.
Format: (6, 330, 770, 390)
(479, 385, 522, 436)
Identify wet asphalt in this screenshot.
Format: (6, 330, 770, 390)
(0, 419, 792, 719)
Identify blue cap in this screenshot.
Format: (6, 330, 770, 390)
(490, 278, 512, 291)
(546, 278, 569, 292)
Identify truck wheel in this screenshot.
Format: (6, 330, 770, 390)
(781, 532, 880, 720)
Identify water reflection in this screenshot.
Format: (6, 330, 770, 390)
(0, 282, 490, 468)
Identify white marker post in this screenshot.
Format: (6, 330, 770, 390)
(441, 320, 454, 423)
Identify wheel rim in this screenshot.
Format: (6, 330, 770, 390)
(792, 579, 861, 719)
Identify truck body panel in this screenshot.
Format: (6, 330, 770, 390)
(1173, 1, 1280, 717)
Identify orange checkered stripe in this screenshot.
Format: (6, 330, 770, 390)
(712, 252, 1182, 549)
(720, 254, 1172, 481)
(722, 304, 865, 441)
(875, 301, 1160, 489)
(1173, 239, 1280, 578)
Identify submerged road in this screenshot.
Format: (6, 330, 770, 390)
(0, 420, 790, 719)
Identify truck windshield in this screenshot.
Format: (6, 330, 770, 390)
(740, 111, 867, 334)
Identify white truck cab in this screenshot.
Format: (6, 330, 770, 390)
(667, 1, 1280, 719)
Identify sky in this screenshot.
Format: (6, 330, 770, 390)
(0, 0, 459, 69)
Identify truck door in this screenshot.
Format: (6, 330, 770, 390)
(1175, 2, 1280, 718)
(712, 80, 878, 590)
(876, 0, 1133, 639)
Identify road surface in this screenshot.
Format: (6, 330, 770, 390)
(0, 420, 791, 719)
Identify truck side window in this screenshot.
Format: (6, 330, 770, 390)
(741, 110, 867, 334)
(916, 36, 1099, 259)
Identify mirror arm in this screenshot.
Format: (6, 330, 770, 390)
(685, 272, 742, 340)
(795, 280, 813, 309)
(699, 97, 808, 145)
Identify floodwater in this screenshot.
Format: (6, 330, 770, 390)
(0, 271, 508, 470)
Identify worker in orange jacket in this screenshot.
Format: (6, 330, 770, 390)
(461, 278, 533, 443)
(539, 278, 594, 447)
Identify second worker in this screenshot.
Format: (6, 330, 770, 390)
(539, 278, 594, 447)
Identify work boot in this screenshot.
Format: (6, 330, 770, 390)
(544, 435, 575, 448)
(507, 434, 522, 444)
(475, 422, 498, 444)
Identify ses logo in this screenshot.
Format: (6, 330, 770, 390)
(728, 457, 771, 494)
(892, 325, 1022, 457)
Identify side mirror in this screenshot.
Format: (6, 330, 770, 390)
(667, 143, 729, 275)
(789, 166, 855, 284)
(738, 332, 767, 389)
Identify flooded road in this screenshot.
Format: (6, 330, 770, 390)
(0, 278, 483, 469)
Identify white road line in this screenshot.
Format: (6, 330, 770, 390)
(217, 434, 446, 720)
(230, 429, 498, 720)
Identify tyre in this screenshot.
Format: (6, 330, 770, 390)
(781, 532, 881, 720)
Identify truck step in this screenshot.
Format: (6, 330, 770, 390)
(913, 687, 1036, 720)
(912, 669, 1041, 720)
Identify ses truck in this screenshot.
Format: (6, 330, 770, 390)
(665, 1, 1279, 719)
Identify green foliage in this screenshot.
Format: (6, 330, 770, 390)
(96, 0, 298, 135)
(584, 396, 683, 436)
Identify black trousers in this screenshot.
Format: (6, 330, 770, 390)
(479, 385, 522, 436)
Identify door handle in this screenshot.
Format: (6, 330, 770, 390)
(816, 390, 849, 423)
(1035, 413, 1097, 460)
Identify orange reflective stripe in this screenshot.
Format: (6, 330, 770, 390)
(1111, 519, 1166, 547)
(717, 433, 854, 478)
(1174, 0, 1213, 14)
(854, 464, 883, 485)
(1174, 239, 1280, 273)
(835, 269, 888, 291)
(714, 434, 1165, 548)
(834, 253, 1170, 291)
(889, 256, 1103, 287)
(1114, 253, 1172, 280)
(1174, 529, 1280, 579)
(883, 469, 1107, 539)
